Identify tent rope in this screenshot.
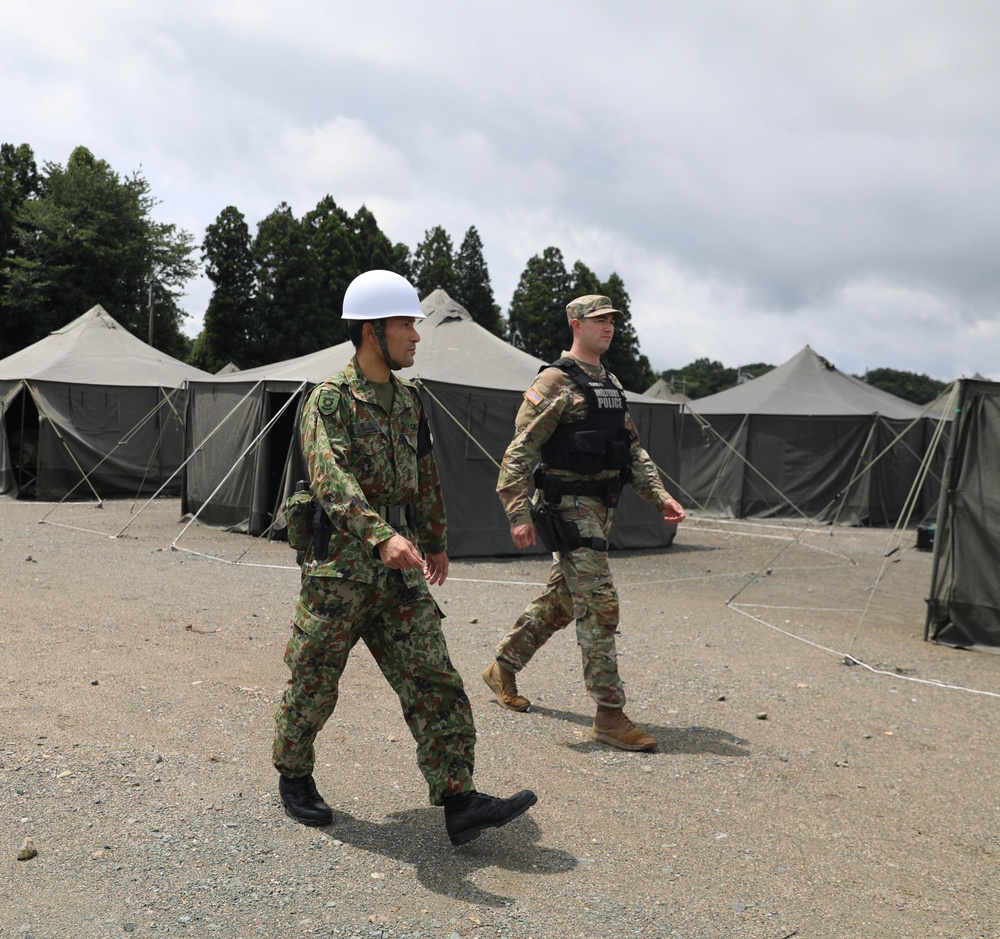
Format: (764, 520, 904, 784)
(26, 381, 105, 510)
(414, 380, 503, 468)
(729, 602, 1000, 698)
(171, 381, 308, 555)
(114, 380, 268, 538)
(845, 385, 958, 655)
(37, 384, 189, 526)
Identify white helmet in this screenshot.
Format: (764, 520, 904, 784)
(342, 269, 426, 321)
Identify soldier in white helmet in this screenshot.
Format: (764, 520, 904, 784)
(272, 270, 536, 845)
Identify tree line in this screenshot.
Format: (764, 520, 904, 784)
(0, 143, 949, 400)
(662, 358, 948, 405)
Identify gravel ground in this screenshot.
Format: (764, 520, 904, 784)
(1, 498, 997, 939)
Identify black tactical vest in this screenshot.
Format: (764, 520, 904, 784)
(540, 358, 633, 476)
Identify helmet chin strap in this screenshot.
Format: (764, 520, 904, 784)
(372, 320, 403, 371)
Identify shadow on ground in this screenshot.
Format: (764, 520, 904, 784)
(527, 704, 750, 757)
(313, 808, 576, 906)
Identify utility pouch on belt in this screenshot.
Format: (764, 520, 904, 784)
(530, 501, 582, 554)
(285, 481, 317, 551)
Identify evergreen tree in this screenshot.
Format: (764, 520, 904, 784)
(0, 143, 41, 357)
(303, 195, 358, 348)
(252, 203, 324, 365)
(599, 271, 654, 392)
(412, 225, 457, 299)
(2, 145, 194, 358)
(507, 247, 572, 362)
(569, 260, 602, 297)
(191, 206, 257, 372)
(352, 205, 410, 278)
(454, 225, 504, 338)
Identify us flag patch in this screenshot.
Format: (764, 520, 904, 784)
(524, 387, 545, 406)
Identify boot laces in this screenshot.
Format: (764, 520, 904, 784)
(611, 709, 636, 730)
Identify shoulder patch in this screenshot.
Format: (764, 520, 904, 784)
(316, 388, 341, 416)
(524, 387, 545, 407)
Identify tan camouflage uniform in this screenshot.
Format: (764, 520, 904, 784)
(272, 356, 475, 805)
(495, 352, 671, 707)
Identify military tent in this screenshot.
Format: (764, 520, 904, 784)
(925, 378, 1000, 650)
(679, 345, 944, 525)
(643, 377, 691, 404)
(182, 289, 681, 557)
(0, 305, 211, 500)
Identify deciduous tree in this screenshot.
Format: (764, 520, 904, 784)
(2, 145, 194, 358)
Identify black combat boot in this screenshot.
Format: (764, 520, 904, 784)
(278, 774, 333, 827)
(443, 789, 538, 846)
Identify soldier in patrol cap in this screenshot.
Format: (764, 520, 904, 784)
(273, 269, 536, 845)
(485, 294, 686, 751)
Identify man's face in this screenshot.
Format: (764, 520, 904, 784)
(381, 316, 421, 368)
(576, 312, 616, 354)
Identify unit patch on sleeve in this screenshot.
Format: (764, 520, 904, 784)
(316, 389, 340, 416)
(524, 387, 545, 407)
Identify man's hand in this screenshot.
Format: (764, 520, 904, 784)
(423, 551, 449, 586)
(377, 534, 424, 571)
(662, 498, 686, 525)
(511, 522, 537, 550)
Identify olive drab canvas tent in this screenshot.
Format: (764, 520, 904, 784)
(925, 378, 1000, 650)
(0, 305, 211, 500)
(679, 345, 944, 525)
(643, 377, 690, 404)
(181, 289, 682, 557)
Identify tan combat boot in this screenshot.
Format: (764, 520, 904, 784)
(592, 705, 657, 751)
(482, 661, 531, 712)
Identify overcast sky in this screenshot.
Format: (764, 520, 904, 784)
(6, 1, 999, 381)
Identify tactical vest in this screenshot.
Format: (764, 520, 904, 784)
(540, 358, 633, 476)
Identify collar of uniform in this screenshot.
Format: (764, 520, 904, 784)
(343, 355, 413, 417)
(560, 350, 605, 381)
(344, 355, 385, 403)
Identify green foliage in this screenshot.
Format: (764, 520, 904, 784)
(352, 205, 410, 278)
(507, 247, 573, 362)
(0, 145, 195, 359)
(252, 203, 325, 366)
(593, 270, 654, 393)
(412, 225, 456, 298)
(454, 226, 505, 338)
(191, 197, 408, 369)
(856, 367, 947, 405)
(304, 196, 360, 349)
(508, 250, 653, 391)
(0, 143, 39, 291)
(192, 206, 256, 372)
(663, 358, 776, 399)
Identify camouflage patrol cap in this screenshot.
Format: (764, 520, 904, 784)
(566, 295, 624, 324)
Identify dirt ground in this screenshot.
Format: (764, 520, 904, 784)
(1, 498, 997, 939)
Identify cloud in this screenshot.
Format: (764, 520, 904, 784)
(4, 0, 1000, 382)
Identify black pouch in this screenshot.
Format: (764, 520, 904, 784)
(285, 486, 317, 551)
(530, 501, 582, 553)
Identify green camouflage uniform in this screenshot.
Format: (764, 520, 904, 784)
(495, 352, 670, 708)
(272, 356, 475, 805)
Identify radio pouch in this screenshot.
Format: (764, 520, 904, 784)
(285, 485, 318, 551)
